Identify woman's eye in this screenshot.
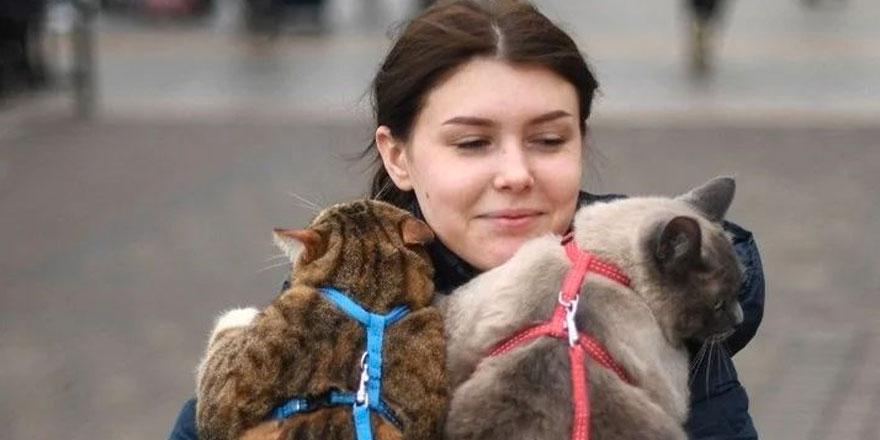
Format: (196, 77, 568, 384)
(532, 136, 566, 148)
(714, 300, 725, 312)
(454, 138, 490, 149)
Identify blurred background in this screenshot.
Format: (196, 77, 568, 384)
(1, 1, 878, 439)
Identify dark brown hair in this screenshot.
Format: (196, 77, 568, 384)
(364, 0, 599, 209)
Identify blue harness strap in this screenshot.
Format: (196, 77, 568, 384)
(269, 287, 409, 440)
(271, 397, 309, 420)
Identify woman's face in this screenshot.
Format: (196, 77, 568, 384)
(377, 58, 584, 271)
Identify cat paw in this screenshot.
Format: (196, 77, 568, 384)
(209, 307, 259, 342)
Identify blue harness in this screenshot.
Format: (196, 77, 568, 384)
(270, 287, 410, 440)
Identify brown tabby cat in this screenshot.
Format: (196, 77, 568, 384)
(441, 177, 744, 440)
(196, 200, 448, 440)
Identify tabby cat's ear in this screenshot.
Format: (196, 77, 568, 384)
(653, 216, 702, 276)
(272, 228, 326, 263)
(401, 218, 434, 245)
(677, 176, 735, 222)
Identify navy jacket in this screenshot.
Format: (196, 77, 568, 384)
(168, 191, 765, 439)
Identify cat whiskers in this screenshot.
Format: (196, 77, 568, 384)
(688, 342, 710, 387)
(264, 253, 288, 262)
(372, 180, 394, 201)
(256, 259, 292, 274)
(719, 339, 734, 380)
(705, 340, 716, 397)
(694, 330, 737, 396)
(287, 192, 322, 214)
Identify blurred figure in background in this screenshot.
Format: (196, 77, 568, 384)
(141, 0, 214, 17)
(243, 0, 327, 39)
(112, 0, 214, 17)
(0, 0, 48, 98)
(686, 0, 726, 76)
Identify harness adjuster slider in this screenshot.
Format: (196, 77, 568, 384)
(559, 291, 580, 346)
(355, 352, 370, 407)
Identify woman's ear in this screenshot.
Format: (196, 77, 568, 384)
(375, 126, 413, 191)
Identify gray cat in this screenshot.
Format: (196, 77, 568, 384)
(441, 177, 744, 440)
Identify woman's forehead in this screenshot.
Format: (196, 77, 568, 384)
(418, 58, 579, 125)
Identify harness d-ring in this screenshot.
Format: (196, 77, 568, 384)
(355, 352, 369, 407)
(559, 291, 580, 346)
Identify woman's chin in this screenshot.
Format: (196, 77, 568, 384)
(473, 238, 532, 270)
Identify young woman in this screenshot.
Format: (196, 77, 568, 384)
(169, 1, 764, 438)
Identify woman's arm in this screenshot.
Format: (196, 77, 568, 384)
(167, 398, 198, 440)
(685, 221, 764, 439)
(722, 221, 765, 355)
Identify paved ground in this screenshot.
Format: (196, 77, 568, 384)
(1, 1, 879, 439)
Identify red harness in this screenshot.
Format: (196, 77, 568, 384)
(488, 235, 634, 440)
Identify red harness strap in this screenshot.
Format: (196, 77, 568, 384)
(488, 236, 633, 440)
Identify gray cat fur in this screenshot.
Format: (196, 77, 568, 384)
(441, 177, 741, 440)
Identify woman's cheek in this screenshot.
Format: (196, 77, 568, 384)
(538, 157, 581, 193)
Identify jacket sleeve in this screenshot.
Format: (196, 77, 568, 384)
(721, 221, 765, 355)
(686, 381, 759, 440)
(167, 398, 198, 440)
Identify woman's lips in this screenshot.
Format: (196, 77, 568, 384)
(478, 209, 544, 230)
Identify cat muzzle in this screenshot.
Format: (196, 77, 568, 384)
(730, 302, 744, 327)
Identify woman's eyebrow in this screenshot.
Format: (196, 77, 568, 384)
(442, 116, 494, 127)
(441, 110, 573, 127)
(528, 110, 573, 125)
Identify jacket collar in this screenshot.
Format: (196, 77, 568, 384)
(407, 200, 477, 294)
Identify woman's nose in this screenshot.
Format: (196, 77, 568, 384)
(492, 143, 535, 193)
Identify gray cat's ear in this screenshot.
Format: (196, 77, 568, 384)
(677, 176, 735, 222)
(401, 218, 434, 245)
(273, 228, 325, 263)
(653, 216, 702, 276)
